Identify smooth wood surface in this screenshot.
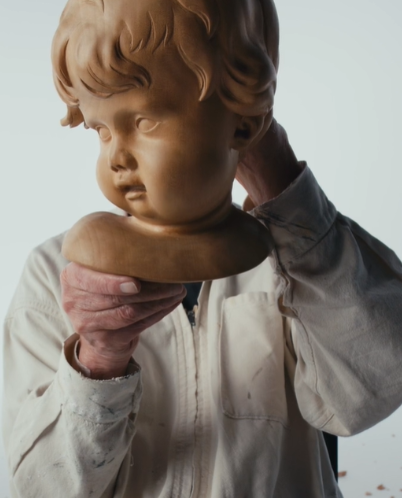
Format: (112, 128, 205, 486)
(53, 0, 279, 281)
(62, 207, 274, 283)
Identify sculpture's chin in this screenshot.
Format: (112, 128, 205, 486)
(129, 193, 234, 235)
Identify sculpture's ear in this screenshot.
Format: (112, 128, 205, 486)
(231, 112, 273, 151)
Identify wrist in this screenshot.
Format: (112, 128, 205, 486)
(78, 340, 135, 380)
(237, 119, 303, 206)
(254, 157, 303, 205)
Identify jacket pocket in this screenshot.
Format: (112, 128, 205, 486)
(219, 292, 288, 426)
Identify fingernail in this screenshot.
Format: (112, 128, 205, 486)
(120, 282, 139, 294)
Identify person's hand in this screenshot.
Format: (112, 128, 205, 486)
(236, 119, 303, 208)
(61, 262, 186, 379)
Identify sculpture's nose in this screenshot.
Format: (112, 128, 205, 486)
(109, 141, 137, 173)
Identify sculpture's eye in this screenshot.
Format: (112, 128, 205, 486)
(97, 127, 111, 141)
(136, 118, 160, 133)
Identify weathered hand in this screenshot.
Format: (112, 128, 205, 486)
(61, 262, 186, 378)
(236, 119, 302, 207)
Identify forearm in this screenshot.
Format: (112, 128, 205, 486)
(7, 334, 142, 497)
(255, 166, 402, 435)
(3, 237, 143, 496)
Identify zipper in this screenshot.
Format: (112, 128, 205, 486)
(187, 305, 198, 328)
(188, 303, 199, 497)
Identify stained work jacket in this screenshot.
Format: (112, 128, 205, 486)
(3, 166, 402, 497)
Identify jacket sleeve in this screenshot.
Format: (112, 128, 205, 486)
(254, 164, 402, 437)
(2, 236, 142, 498)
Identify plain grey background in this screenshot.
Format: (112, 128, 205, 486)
(1, 0, 402, 496)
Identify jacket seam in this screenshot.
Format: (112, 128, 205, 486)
(6, 301, 66, 323)
(265, 211, 338, 268)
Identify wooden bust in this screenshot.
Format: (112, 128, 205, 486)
(52, 0, 279, 282)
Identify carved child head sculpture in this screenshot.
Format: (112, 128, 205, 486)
(52, 0, 279, 233)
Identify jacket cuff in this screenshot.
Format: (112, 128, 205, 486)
(55, 334, 142, 424)
(252, 163, 337, 267)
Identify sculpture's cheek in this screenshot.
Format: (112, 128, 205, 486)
(95, 153, 129, 213)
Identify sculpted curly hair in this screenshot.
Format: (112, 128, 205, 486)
(52, 0, 279, 131)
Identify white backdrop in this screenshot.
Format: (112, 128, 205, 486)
(1, 1, 402, 496)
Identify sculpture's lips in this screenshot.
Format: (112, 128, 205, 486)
(126, 185, 146, 200)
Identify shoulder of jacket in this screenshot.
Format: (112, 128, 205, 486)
(6, 232, 69, 321)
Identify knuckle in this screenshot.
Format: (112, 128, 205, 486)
(93, 272, 122, 296)
(92, 275, 108, 295)
(61, 288, 76, 315)
(61, 286, 85, 316)
(110, 294, 122, 306)
(61, 297, 74, 314)
(117, 305, 137, 323)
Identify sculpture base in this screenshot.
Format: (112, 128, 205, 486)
(62, 207, 273, 283)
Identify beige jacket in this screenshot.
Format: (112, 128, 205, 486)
(3, 166, 402, 497)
